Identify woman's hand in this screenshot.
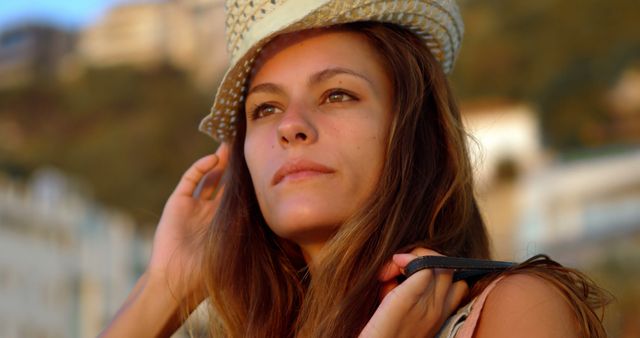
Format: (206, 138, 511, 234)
(99, 144, 229, 338)
(359, 248, 469, 338)
(147, 143, 229, 303)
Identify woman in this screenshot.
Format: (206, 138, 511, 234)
(101, 1, 609, 337)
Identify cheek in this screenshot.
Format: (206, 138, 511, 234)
(243, 127, 280, 213)
(361, 140, 386, 188)
(357, 113, 390, 162)
(340, 123, 388, 198)
(362, 118, 391, 190)
(243, 132, 267, 194)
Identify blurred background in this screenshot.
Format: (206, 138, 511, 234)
(0, 0, 638, 337)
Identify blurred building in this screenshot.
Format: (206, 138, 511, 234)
(462, 100, 545, 188)
(0, 24, 76, 89)
(461, 100, 545, 260)
(0, 169, 150, 338)
(517, 150, 640, 264)
(607, 67, 640, 144)
(78, 0, 227, 87)
(461, 99, 640, 264)
(177, 0, 229, 86)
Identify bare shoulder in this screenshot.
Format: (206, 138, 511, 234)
(474, 274, 580, 338)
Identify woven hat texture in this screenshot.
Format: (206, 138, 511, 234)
(200, 0, 464, 141)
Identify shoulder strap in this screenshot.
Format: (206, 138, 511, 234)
(404, 256, 515, 284)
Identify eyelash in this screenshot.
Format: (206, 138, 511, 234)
(324, 89, 356, 104)
(248, 89, 358, 120)
(249, 103, 281, 120)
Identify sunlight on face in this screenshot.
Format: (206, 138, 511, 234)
(243, 29, 393, 259)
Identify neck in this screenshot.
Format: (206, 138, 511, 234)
(300, 241, 326, 266)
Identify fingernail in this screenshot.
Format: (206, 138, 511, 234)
(392, 253, 416, 266)
(215, 142, 229, 154)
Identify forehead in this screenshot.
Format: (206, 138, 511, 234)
(248, 27, 380, 82)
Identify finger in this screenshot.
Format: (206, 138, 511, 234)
(379, 279, 398, 302)
(431, 268, 455, 314)
(215, 142, 230, 166)
(390, 266, 435, 302)
(192, 143, 230, 200)
(369, 268, 435, 337)
(443, 280, 469, 316)
(404, 248, 456, 318)
(211, 185, 225, 206)
(405, 269, 456, 336)
(411, 247, 443, 257)
(391, 247, 444, 272)
(378, 260, 403, 282)
(174, 154, 220, 197)
(193, 146, 228, 200)
(195, 171, 220, 200)
(392, 253, 418, 269)
(411, 248, 452, 309)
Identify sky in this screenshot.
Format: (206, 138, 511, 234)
(0, 0, 131, 30)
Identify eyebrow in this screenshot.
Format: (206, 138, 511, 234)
(246, 82, 285, 97)
(308, 67, 374, 88)
(246, 67, 374, 97)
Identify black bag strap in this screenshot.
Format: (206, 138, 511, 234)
(404, 256, 516, 284)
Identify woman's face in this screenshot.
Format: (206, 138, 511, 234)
(243, 29, 393, 258)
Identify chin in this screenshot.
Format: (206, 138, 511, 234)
(264, 203, 344, 243)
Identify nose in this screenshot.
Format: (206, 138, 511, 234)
(276, 103, 318, 147)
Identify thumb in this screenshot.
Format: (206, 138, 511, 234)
(392, 253, 418, 269)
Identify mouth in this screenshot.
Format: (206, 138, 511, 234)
(272, 159, 336, 185)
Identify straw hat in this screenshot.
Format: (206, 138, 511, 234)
(200, 0, 464, 141)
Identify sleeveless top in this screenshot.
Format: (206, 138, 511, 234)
(435, 276, 505, 338)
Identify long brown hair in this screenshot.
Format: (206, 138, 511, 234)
(196, 22, 609, 337)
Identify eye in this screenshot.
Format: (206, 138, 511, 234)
(323, 89, 357, 104)
(249, 103, 282, 120)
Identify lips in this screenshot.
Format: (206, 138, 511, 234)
(272, 159, 335, 185)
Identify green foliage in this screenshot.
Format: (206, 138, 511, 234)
(453, 0, 640, 152)
(0, 64, 217, 225)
